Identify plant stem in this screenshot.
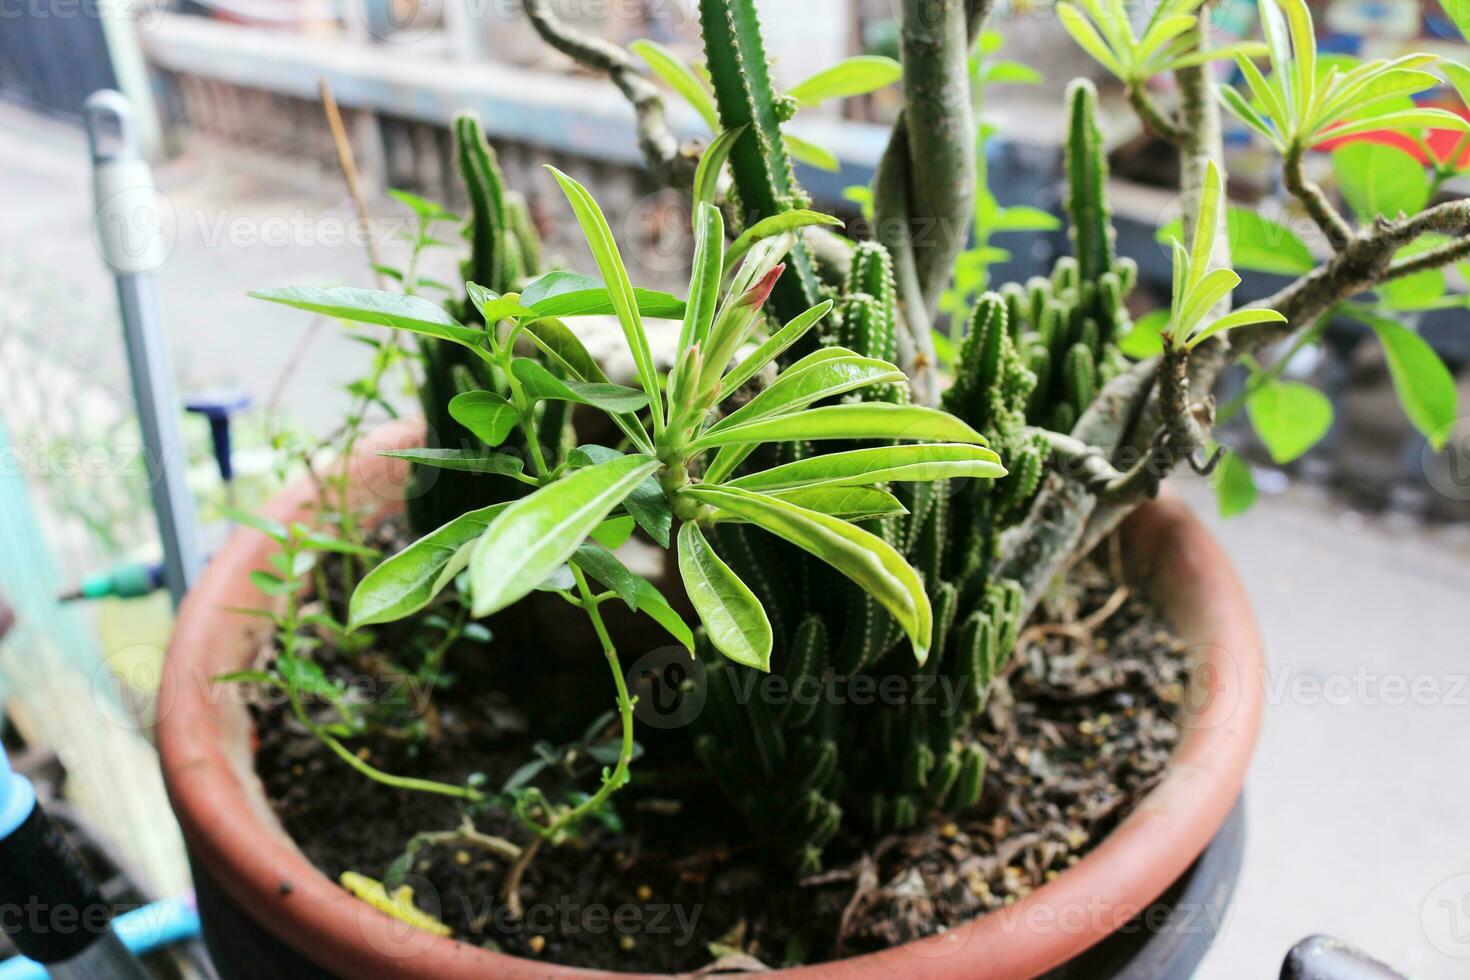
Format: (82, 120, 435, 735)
(541, 565, 637, 839)
(1126, 83, 1183, 144)
(1284, 142, 1353, 250)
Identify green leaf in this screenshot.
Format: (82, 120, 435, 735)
(1186, 307, 1288, 350)
(448, 390, 520, 446)
(990, 206, 1061, 233)
(1213, 448, 1258, 518)
(1189, 160, 1224, 289)
(511, 358, 651, 413)
(520, 271, 686, 320)
(250, 570, 293, 596)
(1441, 61, 1470, 115)
(787, 56, 902, 105)
(679, 203, 726, 358)
(1160, 207, 1314, 276)
(631, 578, 695, 652)
(1331, 142, 1430, 220)
(465, 283, 536, 325)
(630, 39, 720, 130)
(570, 542, 641, 610)
(349, 503, 510, 628)
(469, 455, 662, 616)
(249, 287, 486, 351)
(694, 126, 747, 210)
(784, 133, 841, 172)
(592, 516, 636, 550)
(387, 188, 458, 224)
(724, 211, 844, 274)
(720, 300, 835, 396)
(1360, 315, 1459, 449)
(709, 354, 905, 432)
(1219, 85, 1280, 146)
(1057, 3, 1126, 79)
(731, 443, 1004, 491)
(983, 60, 1044, 85)
(569, 445, 673, 547)
(1246, 380, 1334, 464)
(677, 523, 772, 671)
(379, 449, 528, 476)
(546, 168, 663, 426)
(1314, 109, 1470, 145)
(1118, 309, 1168, 358)
(680, 485, 932, 663)
(690, 403, 988, 450)
(222, 506, 288, 543)
(521, 318, 609, 383)
(766, 486, 908, 522)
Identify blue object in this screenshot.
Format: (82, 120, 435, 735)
(0, 746, 36, 841)
(185, 389, 251, 483)
(0, 899, 200, 979)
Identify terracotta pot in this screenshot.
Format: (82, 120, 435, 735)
(158, 423, 1263, 979)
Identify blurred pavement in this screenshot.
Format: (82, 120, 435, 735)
(2, 104, 1468, 979)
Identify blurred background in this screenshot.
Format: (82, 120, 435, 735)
(0, 0, 1468, 976)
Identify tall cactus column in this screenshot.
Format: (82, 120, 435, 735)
(699, 0, 823, 326)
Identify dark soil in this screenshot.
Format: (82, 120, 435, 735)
(252, 527, 1187, 974)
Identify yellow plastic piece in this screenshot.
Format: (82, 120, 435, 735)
(339, 871, 451, 937)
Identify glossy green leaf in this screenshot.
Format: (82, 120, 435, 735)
(520, 317, 610, 383)
(469, 454, 662, 617)
(465, 283, 537, 325)
(630, 39, 720, 130)
(691, 403, 988, 450)
(693, 126, 747, 210)
(766, 486, 908, 522)
(720, 300, 835, 396)
(724, 211, 844, 274)
(1186, 307, 1288, 350)
(519, 271, 686, 320)
(249, 287, 486, 351)
(680, 203, 726, 356)
(1314, 109, 1470, 145)
(569, 445, 673, 547)
(448, 390, 520, 446)
(1158, 207, 1314, 276)
(379, 449, 528, 477)
(511, 358, 650, 413)
(1246, 380, 1334, 464)
(592, 515, 636, 550)
(1361, 315, 1459, 449)
(631, 578, 695, 652)
(546, 168, 663, 427)
(1118, 309, 1169, 359)
(787, 55, 902, 105)
(571, 542, 641, 611)
(677, 523, 772, 671)
(709, 354, 905, 432)
(680, 485, 932, 663)
(731, 443, 1004, 491)
(349, 503, 510, 629)
(1331, 142, 1430, 220)
(784, 133, 841, 172)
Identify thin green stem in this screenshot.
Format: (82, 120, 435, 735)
(541, 565, 637, 839)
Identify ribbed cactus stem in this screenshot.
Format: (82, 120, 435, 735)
(1064, 78, 1115, 284)
(699, 0, 821, 324)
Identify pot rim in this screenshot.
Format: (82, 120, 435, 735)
(157, 421, 1263, 980)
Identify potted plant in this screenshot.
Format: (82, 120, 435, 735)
(157, 0, 1467, 975)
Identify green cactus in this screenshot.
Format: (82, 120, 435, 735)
(698, 0, 822, 325)
(1064, 79, 1115, 283)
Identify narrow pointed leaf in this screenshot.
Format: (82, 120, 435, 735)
(379, 449, 528, 476)
(520, 271, 686, 320)
(249, 287, 486, 351)
(570, 542, 641, 610)
(766, 486, 908, 522)
(512, 358, 650, 413)
(694, 126, 747, 209)
(469, 455, 661, 616)
(724, 211, 844, 275)
(680, 486, 932, 663)
(787, 55, 902, 105)
(349, 503, 510, 629)
(630, 39, 720, 130)
(720, 300, 835, 395)
(1057, 4, 1126, 79)
(569, 445, 673, 547)
(709, 355, 905, 432)
(1186, 307, 1287, 349)
(784, 133, 841, 172)
(1179, 267, 1242, 337)
(730, 443, 1005, 491)
(692, 403, 988, 450)
(1313, 109, 1470, 145)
